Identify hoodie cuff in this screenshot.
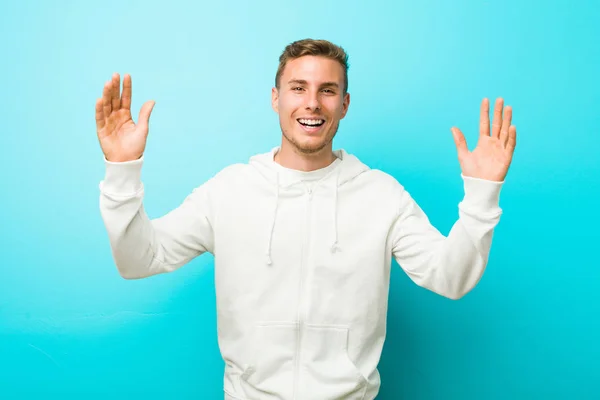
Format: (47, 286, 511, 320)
(459, 174, 503, 214)
(100, 156, 144, 195)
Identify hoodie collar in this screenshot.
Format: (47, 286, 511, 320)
(249, 147, 369, 189)
(272, 153, 342, 186)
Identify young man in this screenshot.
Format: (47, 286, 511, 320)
(96, 39, 516, 399)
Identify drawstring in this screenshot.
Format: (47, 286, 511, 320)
(265, 172, 279, 265)
(330, 168, 341, 253)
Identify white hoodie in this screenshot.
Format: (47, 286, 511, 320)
(99, 147, 503, 400)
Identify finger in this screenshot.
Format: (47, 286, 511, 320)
(102, 80, 112, 117)
(95, 98, 105, 130)
(137, 100, 156, 133)
(479, 98, 490, 137)
(111, 73, 121, 111)
(500, 105, 512, 147)
(121, 74, 132, 111)
(451, 127, 469, 160)
(506, 125, 517, 152)
(491, 98, 504, 138)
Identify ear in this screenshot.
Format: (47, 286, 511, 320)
(340, 92, 350, 119)
(271, 87, 279, 113)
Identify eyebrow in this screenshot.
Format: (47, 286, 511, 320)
(288, 79, 340, 88)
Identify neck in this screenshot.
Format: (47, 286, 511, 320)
(274, 140, 336, 172)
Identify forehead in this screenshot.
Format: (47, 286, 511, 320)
(282, 55, 344, 85)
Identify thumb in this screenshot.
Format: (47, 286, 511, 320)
(137, 100, 155, 132)
(450, 127, 468, 160)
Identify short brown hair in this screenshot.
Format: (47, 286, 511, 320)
(275, 38, 349, 94)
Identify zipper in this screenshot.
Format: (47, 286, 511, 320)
(293, 186, 313, 399)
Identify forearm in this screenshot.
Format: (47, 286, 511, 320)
(98, 157, 166, 279)
(393, 176, 503, 299)
(98, 157, 210, 279)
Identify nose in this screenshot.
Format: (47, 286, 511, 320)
(305, 91, 321, 111)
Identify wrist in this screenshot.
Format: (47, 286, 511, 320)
(100, 156, 144, 195)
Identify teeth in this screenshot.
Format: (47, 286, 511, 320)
(299, 119, 324, 126)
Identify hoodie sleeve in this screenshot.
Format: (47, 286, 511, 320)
(390, 175, 503, 299)
(98, 156, 215, 279)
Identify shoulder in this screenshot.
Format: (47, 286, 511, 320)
(354, 168, 406, 195)
(337, 149, 404, 192)
(213, 163, 249, 180)
(200, 163, 250, 193)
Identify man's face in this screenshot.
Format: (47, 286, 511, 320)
(272, 55, 350, 155)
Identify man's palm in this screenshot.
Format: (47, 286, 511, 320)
(95, 73, 155, 162)
(451, 98, 517, 182)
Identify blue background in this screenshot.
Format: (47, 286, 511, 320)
(1, 0, 599, 398)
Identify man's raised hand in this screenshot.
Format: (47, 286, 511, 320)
(450, 98, 517, 182)
(95, 73, 155, 162)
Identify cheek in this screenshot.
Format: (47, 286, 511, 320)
(277, 105, 297, 128)
(324, 98, 344, 113)
(323, 108, 342, 122)
(284, 92, 309, 106)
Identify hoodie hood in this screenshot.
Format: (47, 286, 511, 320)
(249, 147, 370, 266)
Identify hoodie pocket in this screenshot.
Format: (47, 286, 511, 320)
(239, 322, 297, 399)
(298, 324, 368, 399)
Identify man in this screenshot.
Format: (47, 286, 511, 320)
(96, 39, 516, 399)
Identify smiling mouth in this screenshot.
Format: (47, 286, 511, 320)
(297, 118, 325, 127)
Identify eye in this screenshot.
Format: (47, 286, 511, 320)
(292, 87, 304, 91)
(322, 88, 335, 94)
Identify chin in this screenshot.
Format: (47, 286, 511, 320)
(281, 122, 336, 155)
(294, 136, 333, 154)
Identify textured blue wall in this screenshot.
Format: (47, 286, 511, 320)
(1, 0, 598, 398)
